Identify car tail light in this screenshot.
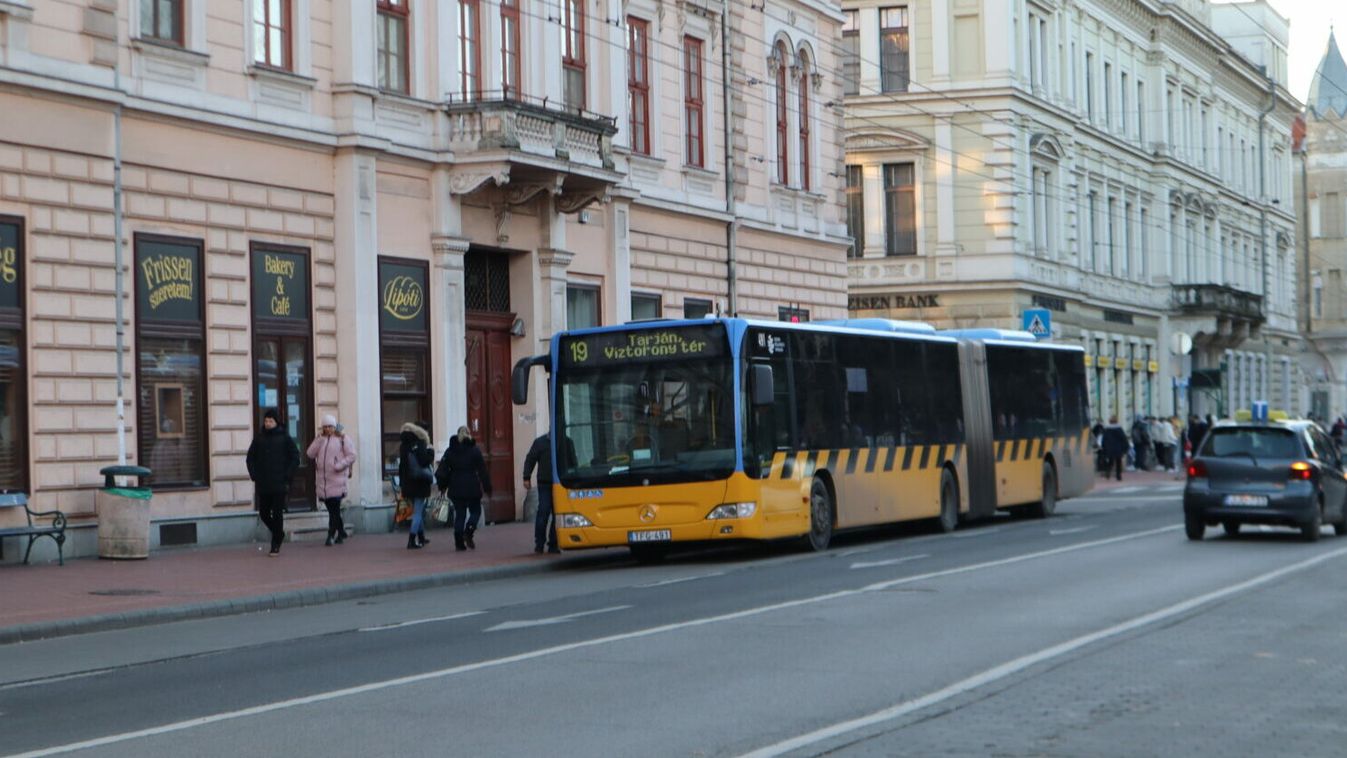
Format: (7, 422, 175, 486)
(1187, 461, 1207, 480)
(1289, 461, 1314, 481)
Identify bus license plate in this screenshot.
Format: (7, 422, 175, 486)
(628, 529, 672, 543)
(1224, 494, 1268, 507)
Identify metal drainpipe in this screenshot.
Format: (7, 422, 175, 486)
(721, 1, 737, 316)
(113, 58, 127, 465)
(1256, 75, 1274, 406)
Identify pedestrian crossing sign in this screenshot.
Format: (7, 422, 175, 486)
(1022, 308, 1051, 339)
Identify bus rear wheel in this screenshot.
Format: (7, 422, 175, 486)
(937, 469, 958, 533)
(804, 479, 834, 552)
(1028, 463, 1057, 519)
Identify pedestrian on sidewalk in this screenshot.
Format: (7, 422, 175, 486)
(1101, 416, 1129, 482)
(246, 408, 299, 556)
(398, 421, 436, 550)
(438, 426, 492, 551)
(523, 432, 577, 554)
(307, 414, 356, 546)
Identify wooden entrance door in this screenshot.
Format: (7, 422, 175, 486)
(465, 312, 516, 523)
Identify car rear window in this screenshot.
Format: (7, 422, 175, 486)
(1200, 428, 1302, 459)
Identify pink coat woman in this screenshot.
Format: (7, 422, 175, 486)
(307, 425, 357, 500)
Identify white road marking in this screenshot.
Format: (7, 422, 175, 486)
(484, 605, 631, 632)
(951, 527, 1001, 539)
(737, 544, 1347, 758)
(7, 524, 1184, 758)
(1109, 486, 1142, 494)
(357, 611, 484, 633)
(1049, 526, 1096, 536)
(850, 555, 929, 570)
(636, 573, 724, 588)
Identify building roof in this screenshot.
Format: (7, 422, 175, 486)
(1309, 29, 1347, 119)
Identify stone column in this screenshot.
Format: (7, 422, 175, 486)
(431, 236, 470, 451)
(333, 150, 383, 509)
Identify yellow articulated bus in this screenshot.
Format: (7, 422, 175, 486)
(511, 318, 1093, 561)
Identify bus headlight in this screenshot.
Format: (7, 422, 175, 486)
(706, 502, 757, 520)
(559, 513, 593, 528)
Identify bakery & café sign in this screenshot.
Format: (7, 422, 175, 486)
(252, 249, 308, 321)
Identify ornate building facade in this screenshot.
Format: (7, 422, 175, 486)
(0, 0, 849, 560)
(842, 0, 1302, 423)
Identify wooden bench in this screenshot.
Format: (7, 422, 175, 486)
(0, 491, 67, 565)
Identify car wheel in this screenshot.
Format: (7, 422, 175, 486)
(1028, 463, 1057, 519)
(1222, 521, 1241, 537)
(937, 469, 959, 533)
(1185, 512, 1205, 541)
(1301, 507, 1323, 543)
(804, 478, 834, 552)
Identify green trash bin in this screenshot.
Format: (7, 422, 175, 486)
(96, 466, 152, 559)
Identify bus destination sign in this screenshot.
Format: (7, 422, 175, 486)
(560, 326, 724, 368)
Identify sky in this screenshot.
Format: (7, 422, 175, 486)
(1259, 0, 1338, 103)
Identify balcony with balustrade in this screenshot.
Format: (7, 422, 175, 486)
(444, 92, 621, 211)
(1171, 283, 1265, 348)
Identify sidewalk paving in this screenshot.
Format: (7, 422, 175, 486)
(1089, 466, 1186, 491)
(0, 521, 601, 645)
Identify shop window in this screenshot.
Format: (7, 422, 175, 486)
(134, 235, 208, 488)
(378, 258, 430, 474)
(0, 217, 26, 493)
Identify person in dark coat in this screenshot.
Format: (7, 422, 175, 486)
(1101, 415, 1130, 482)
(436, 425, 492, 551)
(523, 432, 578, 554)
(246, 408, 300, 555)
(399, 421, 435, 549)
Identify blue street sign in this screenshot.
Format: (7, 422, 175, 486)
(1251, 400, 1269, 421)
(1022, 308, 1051, 339)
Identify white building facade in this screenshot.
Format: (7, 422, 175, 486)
(842, 0, 1302, 424)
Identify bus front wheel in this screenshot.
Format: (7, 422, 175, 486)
(805, 479, 834, 552)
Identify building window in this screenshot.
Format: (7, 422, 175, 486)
(628, 17, 651, 155)
(376, 0, 410, 94)
(460, 0, 480, 100)
(0, 218, 26, 493)
(1139, 207, 1149, 280)
(1107, 196, 1117, 275)
(798, 49, 811, 191)
(631, 293, 662, 321)
(879, 7, 909, 93)
(774, 41, 789, 185)
(1031, 167, 1052, 257)
(779, 306, 810, 323)
(140, 0, 184, 45)
(1103, 62, 1112, 128)
(684, 298, 712, 319)
(846, 166, 865, 258)
(883, 163, 916, 256)
(253, 0, 291, 69)
(1120, 72, 1129, 137)
(1136, 81, 1144, 141)
(1325, 192, 1344, 238)
(378, 258, 430, 475)
(566, 285, 600, 329)
(842, 11, 860, 95)
(134, 235, 208, 489)
(1087, 191, 1098, 271)
(500, 0, 521, 100)
(1085, 52, 1094, 121)
(684, 36, 705, 168)
(562, 0, 586, 109)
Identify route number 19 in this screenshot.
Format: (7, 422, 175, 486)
(569, 342, 589, 363)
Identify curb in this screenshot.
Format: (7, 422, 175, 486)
(0, 552, 623, 645)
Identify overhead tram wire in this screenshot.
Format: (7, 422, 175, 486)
(515, 3, 1252, 255)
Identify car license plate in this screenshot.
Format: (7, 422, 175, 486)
(1224, 494, 1268, 507)
(628, 529, 672, 543)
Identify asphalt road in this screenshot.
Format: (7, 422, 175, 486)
(4, 481, 1346, 757)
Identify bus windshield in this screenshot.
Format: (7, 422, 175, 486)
(555, 326, 736, 488)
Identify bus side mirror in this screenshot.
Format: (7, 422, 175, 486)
(751, 364, 774, 406)
(512, 355, 548, 405)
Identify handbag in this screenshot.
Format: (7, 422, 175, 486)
(394, 498, 413, 525)
(407, 449, 434, 485)
(431, 495, 453, 526)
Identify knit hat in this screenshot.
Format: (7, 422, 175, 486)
(262, 408, 280, 423)
(321, 414, 337, 427)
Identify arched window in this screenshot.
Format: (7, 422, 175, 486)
(774, 41, 789, 186)
(798, 49, 811, 191)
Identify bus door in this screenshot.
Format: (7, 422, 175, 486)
(745, 329, 803, 530)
